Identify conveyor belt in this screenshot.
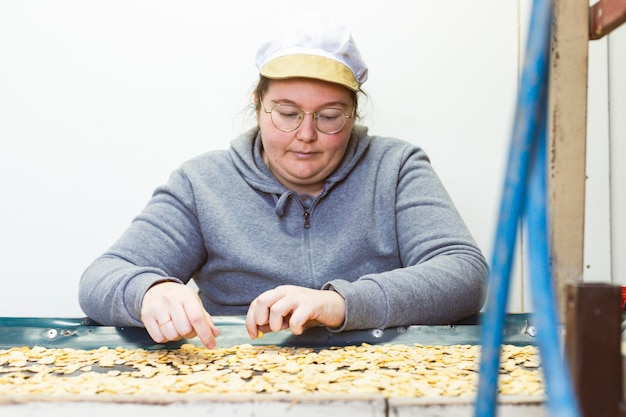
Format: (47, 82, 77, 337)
(0, 314, 537, 349)
(0, 314, 546, 417)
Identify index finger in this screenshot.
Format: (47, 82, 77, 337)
(245, 289, 286, 338)
(184, 302, 219, 349)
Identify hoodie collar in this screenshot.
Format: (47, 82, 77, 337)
(229, 126, 371, 215)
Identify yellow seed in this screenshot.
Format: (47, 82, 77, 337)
(0, 343, 543, 397)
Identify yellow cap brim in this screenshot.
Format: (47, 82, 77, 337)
(260, 54, 360, 91)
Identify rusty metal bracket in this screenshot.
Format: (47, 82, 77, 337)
(590, 0, 626, 40)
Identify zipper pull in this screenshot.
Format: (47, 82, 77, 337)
(303, 210, 311, 229)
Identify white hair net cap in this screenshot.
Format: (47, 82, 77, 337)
(255, 14, 368, 91)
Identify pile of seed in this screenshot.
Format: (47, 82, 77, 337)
(0, 343, 543, 397)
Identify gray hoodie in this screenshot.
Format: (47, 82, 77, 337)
(79, 126, 488, 331)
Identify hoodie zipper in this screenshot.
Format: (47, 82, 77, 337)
(303, 210, 311, 229)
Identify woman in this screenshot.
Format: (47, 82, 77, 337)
(79, 17, 488, 349)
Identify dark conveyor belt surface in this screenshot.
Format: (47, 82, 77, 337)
(0, 314, 537, 350)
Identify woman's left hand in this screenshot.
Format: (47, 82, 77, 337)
(245, 285, 346, 338)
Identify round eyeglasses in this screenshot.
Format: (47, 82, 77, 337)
(260, 99, 354, 135)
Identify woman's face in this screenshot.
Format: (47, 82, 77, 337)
(257, 78, 355, 196)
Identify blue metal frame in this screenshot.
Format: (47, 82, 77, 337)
(474, 0, 580, 416)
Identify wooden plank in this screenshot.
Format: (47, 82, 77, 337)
(0, 395, 548, 417)
(390, 397, 547, 417)
(548, 0, 590, 320)
(0, 395, 387, 417)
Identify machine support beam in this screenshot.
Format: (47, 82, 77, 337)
(565, 282, 626, 417)
(549, 0, 589, 320)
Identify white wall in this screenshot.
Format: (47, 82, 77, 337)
(585, 29, 611, 283)
(608, 26, 626, 285)
(584, 23, 626, 285)
(3, 0, 613, 318)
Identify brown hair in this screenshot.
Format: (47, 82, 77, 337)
(252, 76, 362, 121)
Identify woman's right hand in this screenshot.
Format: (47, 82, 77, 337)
(140, 281, 220, 348)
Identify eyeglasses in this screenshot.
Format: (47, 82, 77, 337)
(260, 98, 354, 135)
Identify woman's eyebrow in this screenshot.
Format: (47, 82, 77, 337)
(269, 98, 351, 108)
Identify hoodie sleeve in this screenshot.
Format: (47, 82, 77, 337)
(323, 144, 489, 331)
(78, 169, 206, 326)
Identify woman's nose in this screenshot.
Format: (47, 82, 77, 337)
(296, 112, 318, 141)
